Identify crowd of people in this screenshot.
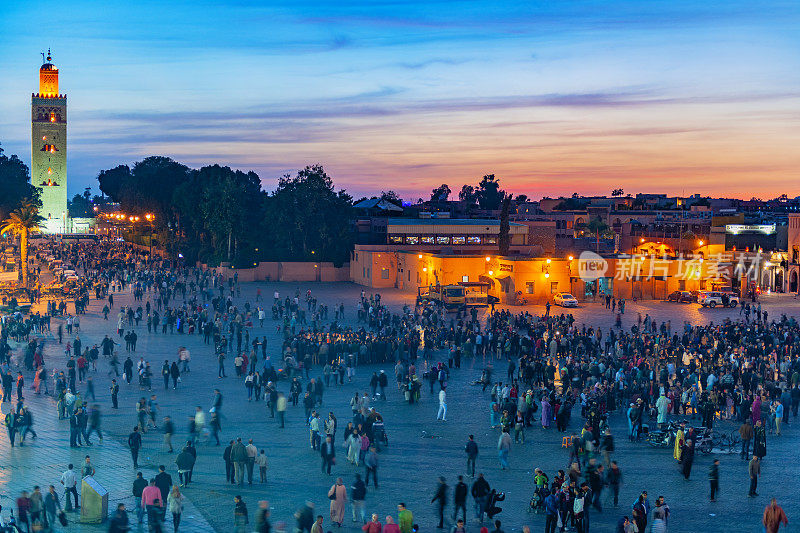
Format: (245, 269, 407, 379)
(0, 236, 795, 533)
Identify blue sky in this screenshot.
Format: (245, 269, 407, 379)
(1, 0, 799, 199)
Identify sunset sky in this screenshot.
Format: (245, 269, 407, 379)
(1, 0, 799, 200)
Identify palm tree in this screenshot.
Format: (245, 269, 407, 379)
(1, 200, 44, 287)
(585, 217, 611, 253)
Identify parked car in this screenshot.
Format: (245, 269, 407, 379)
(667, 290, 694, 303)
(698, 291, 739, 308)
(553, 292, 578, 307)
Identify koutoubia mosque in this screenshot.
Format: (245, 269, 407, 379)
(31, 49, 68, 233)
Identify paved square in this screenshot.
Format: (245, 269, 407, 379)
(2, 281, 798, 532)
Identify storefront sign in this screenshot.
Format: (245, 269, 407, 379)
(499, 263, 513, 272)
(725, 224, 775, 235)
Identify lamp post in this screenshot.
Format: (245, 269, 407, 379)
(145, 213, 155, 256)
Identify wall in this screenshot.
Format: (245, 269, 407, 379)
(350, 250, 397, 288)
(199, 262, 348, 283)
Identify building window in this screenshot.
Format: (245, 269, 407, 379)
(436, 236, 450, 245)
(526, 282, 535, 294)
(452, 236, 466, 245)
(485, 236, 497, 244)
(462, 275, 469, 282)
(550, 282, 559, 293)
(406, 236, 419, 244)
(421, 236, 434, 244)
(389, 236, 404, 244)
(354, 253, 358, 261)
(408, 271, 411, 281)
(381, 268, 390, 279)
(467, 236, 481, 244)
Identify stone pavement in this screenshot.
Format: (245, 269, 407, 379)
(2, 282, 799, 532)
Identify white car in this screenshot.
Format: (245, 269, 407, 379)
(554, 293, 578, 307)
(698, 291, 739, 308)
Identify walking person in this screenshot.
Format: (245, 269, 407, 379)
(231, 438, 248, 486)
(763, 498, 789, 533)
(471, 473, 490, 524)
(465, 435, 478, 478)
(255, 449, 268, 483)
(437, 386, 447, 421)
(176, 447, 196, 487)
(133, 472, 148, 524)
(364, 446, 378, 488)
(709, 459, 720, 502)
(44, 485, 63, 529)
(167, 485, 185, 533)
(452, 475, 467, 523)
(497, 429, 511, 470)
(431, 476, 448, 529)
(321, 435, 336, 475)
(142, 478, 164, 532)
(128, 426, 142, 469)
(234, 495, 249, 533)
(328, 477, 347, 527)
(351, 473, 367, 524)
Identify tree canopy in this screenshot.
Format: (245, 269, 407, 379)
(265, 165, 354, 266)
(96, 159, 353, 267)
(0, 144, 39, 221)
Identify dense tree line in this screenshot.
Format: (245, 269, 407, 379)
(97, 157, 354, 267)
(0, 144, 39, 221)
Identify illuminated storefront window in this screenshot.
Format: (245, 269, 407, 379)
(389, 236, 404, 244)
(467, 236, 481, 244)
(436, 236, 450, 245)
(452, 236, 466, 245)
(421, 236, 434, 244)
(406, 236, 419, 244)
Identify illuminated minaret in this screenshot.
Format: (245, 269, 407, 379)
(31, 49, 68, 233)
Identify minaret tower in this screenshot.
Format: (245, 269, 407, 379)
(31, 49, 68, 233)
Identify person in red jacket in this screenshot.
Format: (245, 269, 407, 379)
(362, 514, 381, 533)
(382, 515, 400, 533)
(763, 498, 789, 533)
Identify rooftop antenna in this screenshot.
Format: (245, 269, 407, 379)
(41, 51, 46, 63)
